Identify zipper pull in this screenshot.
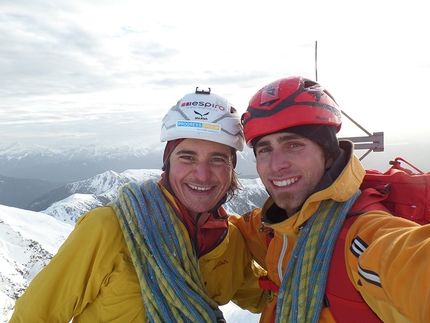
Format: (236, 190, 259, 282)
(258, 223, 266, 233)
(298, 221, 307, 231)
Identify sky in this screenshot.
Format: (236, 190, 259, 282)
(1, 0, 430, 167)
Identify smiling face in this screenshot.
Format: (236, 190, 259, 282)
(255, 132, 328, 216)
(168, 138, 234, 220)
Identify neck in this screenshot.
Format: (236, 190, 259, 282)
(191, 211, 211, 226)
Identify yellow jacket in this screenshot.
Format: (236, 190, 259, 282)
(10, 187, 265, 322)
(230, 141, 429, 323)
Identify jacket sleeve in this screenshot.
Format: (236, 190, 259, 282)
(227, 222, 267, 313)
(345, 211, 430, 322)
(229, 210, 268, 269)
(230, 259, 267, 313)
(9, 206, 127, 323)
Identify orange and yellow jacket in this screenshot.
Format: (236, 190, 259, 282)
(230, 141, 430, 323)
(10, 183, 266, 323)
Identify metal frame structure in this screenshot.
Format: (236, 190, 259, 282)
(339, 110, 384, 160)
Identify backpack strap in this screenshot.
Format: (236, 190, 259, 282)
(325, 188, 388, 322)
(257, 226, 277, 323)
(259, 227, 278, 296)
(348, 187, 390, 214)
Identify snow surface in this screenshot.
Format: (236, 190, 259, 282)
(0, 202, 261, 322)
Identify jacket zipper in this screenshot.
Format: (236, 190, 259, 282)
(278, 234, 288, 282)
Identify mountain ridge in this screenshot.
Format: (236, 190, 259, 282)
(34, 169, 268, 225)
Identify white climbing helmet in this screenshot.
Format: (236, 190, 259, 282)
(160, 88, 244, 151)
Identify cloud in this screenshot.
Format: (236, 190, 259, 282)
(0, 0, 429, 150)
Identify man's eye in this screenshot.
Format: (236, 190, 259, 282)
(211, 157, 227, 163)
(179, 155, 194, 161)
(289, 142, 303, 148)
(256, 147, 270, 155)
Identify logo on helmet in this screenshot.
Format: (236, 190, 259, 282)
(181, 101, 225, 111)
(194, 110, 209, 120)
(177, 121, 221, 134)
(264, 83, 278, 96)
(316, 115, 331, 122)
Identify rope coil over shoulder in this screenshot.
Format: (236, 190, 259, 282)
(109, 180, 225, 323)
(276, 189, 361, 323)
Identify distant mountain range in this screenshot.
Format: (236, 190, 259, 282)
(0, 142, 168, 182)
(0, 142, 259, 210)
(0, 175, 65, 210)
(0, 142, 258, 181)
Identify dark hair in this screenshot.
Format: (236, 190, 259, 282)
(227, 166, 242, 202)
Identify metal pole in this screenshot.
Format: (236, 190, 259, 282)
(312, 40, 384, 159)
(315, 40, 318, 81)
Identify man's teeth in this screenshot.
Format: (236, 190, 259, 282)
(273, 177, 298, 187)
(188, 184, 211, 191)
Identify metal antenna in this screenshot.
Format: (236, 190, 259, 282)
(315, 40, 318, 81)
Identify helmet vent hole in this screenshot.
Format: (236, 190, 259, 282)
(303, 80, 318, 89)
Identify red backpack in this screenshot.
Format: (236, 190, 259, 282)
(326, 157, 430, 322)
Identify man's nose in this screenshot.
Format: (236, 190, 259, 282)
(269, 149, 291, 172)
(193, 161, 212, 181)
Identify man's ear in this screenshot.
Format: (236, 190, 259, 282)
(325, 157, 334, 170)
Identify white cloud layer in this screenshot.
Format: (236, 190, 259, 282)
(1, 0, 429, 151)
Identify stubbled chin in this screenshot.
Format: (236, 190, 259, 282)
(270, 191, 297, 207)
(185, 196, 216, 211)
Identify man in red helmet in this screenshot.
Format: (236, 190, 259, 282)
(230, 76, 430, 323)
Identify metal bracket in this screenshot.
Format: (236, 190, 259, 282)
(195, 87, 211, 95)
(339, 110, 384, 161)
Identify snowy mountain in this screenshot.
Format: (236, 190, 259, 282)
(0, 168, 268, 322)
(0, 205, 74, 322)
(30, 169, 164, 222)
(26, 169, 267, 225)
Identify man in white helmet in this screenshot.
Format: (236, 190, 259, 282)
(10, 88, 266, 323)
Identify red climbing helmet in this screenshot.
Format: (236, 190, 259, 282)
(242, 76, 342, 147)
